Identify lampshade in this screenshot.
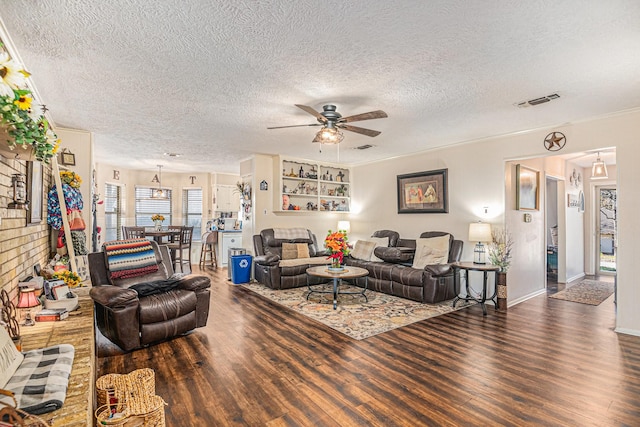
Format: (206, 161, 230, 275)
(151, 165, 169, 199)
(313, 126, 344, 144)
(337, 220, 351, 233)
(468, 222, 492, 242)
(17, 288, 40, 309)
(591, 152, 608, 180)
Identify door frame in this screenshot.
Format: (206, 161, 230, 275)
(595, 184, 617, 276)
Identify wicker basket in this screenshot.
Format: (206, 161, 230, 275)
(95, 395, 165, 427)
(95, 369, 165, 427)
(96, 368, 155, 408)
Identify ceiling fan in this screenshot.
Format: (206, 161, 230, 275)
(267, 104, 388, 144)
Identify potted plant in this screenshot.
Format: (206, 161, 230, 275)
(488, 228, 514, 311)
(0, 47, 60, 162)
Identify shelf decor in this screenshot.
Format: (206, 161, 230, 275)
(280, 157, 351, 212)
(0, 44, 60, 162)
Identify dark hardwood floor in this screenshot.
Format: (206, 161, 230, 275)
(98, 267, 640, 426)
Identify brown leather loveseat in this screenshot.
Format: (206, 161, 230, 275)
(88, 240, 211, 351)
(253, 228, 329, 289)
(344, 230, 463, 303)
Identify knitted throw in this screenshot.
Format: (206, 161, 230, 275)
(103, 239, 159, 280)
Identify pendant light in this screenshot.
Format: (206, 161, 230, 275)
(591, 152, 608, 180)
(151, 165, 168, 199)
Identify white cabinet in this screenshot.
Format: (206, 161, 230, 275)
(215, 185, 241, 213)
(279, 157, 350, 212)
(220, 232, 242, 266)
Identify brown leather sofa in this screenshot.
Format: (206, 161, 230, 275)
(88, 240, 211, 351)
(344, 230, 463, 303)
(253, 228, 329, 289)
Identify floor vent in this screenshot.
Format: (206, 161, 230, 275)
(515, 93, 560, 108)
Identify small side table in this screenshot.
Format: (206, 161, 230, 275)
(452, 262, 500, 315)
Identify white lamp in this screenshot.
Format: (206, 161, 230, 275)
(469, 222, 492, 264)
(591, 152, 608, 180)
(337, 220, 351, 234)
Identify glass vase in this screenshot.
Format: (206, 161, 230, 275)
(328, 257, 344, 272)
(154, 220, 163, 231)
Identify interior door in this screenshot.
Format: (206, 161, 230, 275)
(597, 186, 617, 274)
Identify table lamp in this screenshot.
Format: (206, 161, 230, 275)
(17, 287, 40, 326)
(468, 222, 492, 264)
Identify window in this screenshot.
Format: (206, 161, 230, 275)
(183, 188, 203, 241)
(135, 187, 172, 226)
(104, 183, 122, 242)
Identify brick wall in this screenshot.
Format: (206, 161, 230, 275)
(0, 157, 52, 305)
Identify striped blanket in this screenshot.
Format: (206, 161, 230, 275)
(103, 239, 159, 280)
(273, 228, 309, 240)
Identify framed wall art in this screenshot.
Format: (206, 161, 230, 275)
(397, 169, 448, 214)
(516, 164, 539, 211)
(26, 161, 43, 224)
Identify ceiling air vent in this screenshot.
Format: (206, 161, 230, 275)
(354, 144, 374, 150)
(515, 93, 560, 108)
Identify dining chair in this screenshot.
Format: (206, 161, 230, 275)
(168, 226, 194, 273)
(122, 226, 146, 239)
(167, 225, 182, 243)
(199, 231, 218, 269)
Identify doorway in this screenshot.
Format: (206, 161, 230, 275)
(545, 176, 560, 288)
(597, 186, 617, 274)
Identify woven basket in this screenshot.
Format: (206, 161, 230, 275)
(95, 395, 165, 427)
(96, 368, 155, 408)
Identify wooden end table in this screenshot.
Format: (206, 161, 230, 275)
(452, 262, 500, 315)
(306, 266, 369, 310)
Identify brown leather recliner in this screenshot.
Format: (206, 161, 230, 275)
(88, 241, 211, 351)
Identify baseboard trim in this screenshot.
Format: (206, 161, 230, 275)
(614, 327, 640, 337)
(509, 288, 547, 307)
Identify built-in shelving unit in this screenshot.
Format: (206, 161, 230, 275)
(279, 157, 350, 212)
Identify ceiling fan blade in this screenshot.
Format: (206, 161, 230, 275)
(340, 110, 388, 123)
(338, 124, 381, 137)
(267, 123, 322, 129)
(295, 104, 328, 123)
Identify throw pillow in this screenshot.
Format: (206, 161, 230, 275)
(296, 243, 310, 258)
(351, 240, 377, 261)
(412, 235, 450, 269)
(282, 242, 310, 259)
(369, 236, 389, 262)
(281, 243, 298, 260)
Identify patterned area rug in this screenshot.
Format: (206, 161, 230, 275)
(549, 279, 615, 305)
(242, 282, 471, 340)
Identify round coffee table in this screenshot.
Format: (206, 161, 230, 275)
(306, 266, 369, 309)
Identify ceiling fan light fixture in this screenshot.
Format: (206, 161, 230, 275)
(150, 164, 169, 199)
(591, 152, 608, 179)
(315, 126, 344, 144)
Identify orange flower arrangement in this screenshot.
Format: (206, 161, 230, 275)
(325, 229, 351, 268)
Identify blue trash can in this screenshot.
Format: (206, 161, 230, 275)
(231, 254, 252, 284)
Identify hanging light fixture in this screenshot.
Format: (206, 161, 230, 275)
(313, 122, 344, 145)
(591, 152, 608, 180)
(151, 165, 168, 199)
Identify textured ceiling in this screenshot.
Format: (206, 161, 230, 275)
(1, 1, 638, 173)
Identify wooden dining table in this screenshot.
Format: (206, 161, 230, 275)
(145, 229, 180, 244)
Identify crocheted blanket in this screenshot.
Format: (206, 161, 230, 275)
(103, 239, 159, 280)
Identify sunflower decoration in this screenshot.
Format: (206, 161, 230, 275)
(0, 45, 60, 162)
(52, 269, 82, 288)
(60, 171, 82, 189)
(151, 214, 165, 222)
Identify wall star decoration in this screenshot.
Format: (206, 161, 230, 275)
(544, 131, 566, 151)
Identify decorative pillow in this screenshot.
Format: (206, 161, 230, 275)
(351, 240, 377, 261)
(369, 236, 389, 262)
(411, 235, 450, 269)
(296, 243, 310, 258)
(281, 243, 298, 260)
(281, 242, 310, 260)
